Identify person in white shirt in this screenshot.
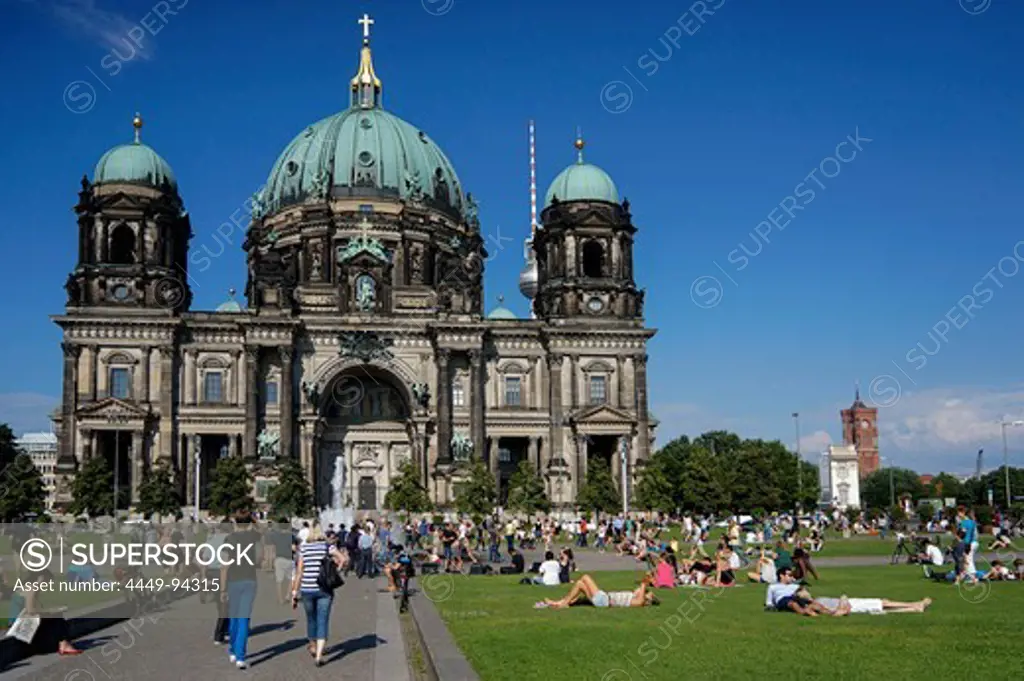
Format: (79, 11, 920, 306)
(920, 540, 944, 567)
(297, 522, 311, 544)
(534, 551, 562, 586)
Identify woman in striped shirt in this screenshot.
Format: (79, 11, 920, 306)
(291, 524, 346, 666)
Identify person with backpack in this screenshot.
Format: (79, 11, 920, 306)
(291, 524, 346, 667)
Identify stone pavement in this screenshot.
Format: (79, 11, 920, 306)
(0, 573, 410, 681)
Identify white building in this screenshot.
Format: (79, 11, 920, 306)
(15, 432, 58, 510)
(820, 444, 861, 510)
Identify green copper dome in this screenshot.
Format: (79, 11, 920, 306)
(93, 114, 176, 189)
(544, 137, 618, 207)
(263, 107, 465, 215)
(215, 289, 243, 312)
(487, 296, 517, 320)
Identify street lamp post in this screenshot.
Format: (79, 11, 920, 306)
(792, 412, 802, 511)
(1000, 420, 1023, 508)
(880, 456, 895, 508)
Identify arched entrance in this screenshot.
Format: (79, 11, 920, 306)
(314, 366, 415, 511)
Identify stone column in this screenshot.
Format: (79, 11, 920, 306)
(279, 346, 294, 458)
(634, 354, 650, 465)
(244, 347, 260, 458)
(616, 355, 627, 409)
(158, 347, 175, 462)
(229, 434, 239, 458)
(468, 349, 485, 460)
(183, 434, 194, 506)
(577, 434, 589, 492)
(231, 351, 243, 405)
(488, 437, 500, 500)
(58, 343, 80, 471)
(535, 357, 545, 410)
(89, 345, 99, 402)
(81, 428, 93, 462)
(435, 349, 451, 463)
(568, 355, 578, 409)
(142, 347, 152, 404)
(131, 430, 143, 504)
(186, 349, 198, 405)
(346, 441, 357, 507)
(528, 437, 540, 474)
(547, 354, 563, 469)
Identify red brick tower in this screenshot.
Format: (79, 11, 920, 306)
(841, 385, 879, 479)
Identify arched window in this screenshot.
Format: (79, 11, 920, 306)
(109, 225, 136, 264)
(582, 240, 604, 278)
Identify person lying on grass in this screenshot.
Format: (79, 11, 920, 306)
(812, 594, 932, 615)
(988, 528, 1017, 551)
(979, 560, 1017, 581)
(539, 574, 660, 609)
(764, 567, 838, 617)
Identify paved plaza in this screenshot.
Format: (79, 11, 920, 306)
(0, 574, 409, 681)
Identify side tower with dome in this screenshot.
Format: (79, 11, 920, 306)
(51, 15, 655, 513)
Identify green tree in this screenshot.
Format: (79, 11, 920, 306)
(680, 445, 730, 513)
(576, 458, 620, 514)
(268, 457, 314, 519)
(136, 464, 181, 520)
(384, 460, 433, 513)
(453, 459, 496, 516)
(207, 456, 254, 518)
(68, 456, 116, 517)
(861, 467, 924, 509)
(506, 461, 550, 515)
(927, 472, 965, 502)
(634, 453, 676, 511)
(0, 453, 46, 521)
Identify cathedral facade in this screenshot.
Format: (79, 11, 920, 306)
(52, 19, 656, 512)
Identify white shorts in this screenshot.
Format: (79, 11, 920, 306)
(846, 598, 884, 614)
(274, 557, 294, 583)
(964, 544, 977, 577)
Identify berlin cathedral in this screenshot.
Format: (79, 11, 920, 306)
(52, 16, 656, 512)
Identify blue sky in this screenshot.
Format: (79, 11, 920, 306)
(2, 0, 1023, 476)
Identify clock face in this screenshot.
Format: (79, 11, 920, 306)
(860, 419, 870, 430)
(586, 297, 604, 313)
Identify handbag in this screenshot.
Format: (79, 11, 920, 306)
(317, 554, 344, 592)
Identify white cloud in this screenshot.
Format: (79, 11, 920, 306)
(875, 385, 1024, 474)
(0, 393, 59, 435)
(37, 0, 155, 59)
(798, 429, 832, 454)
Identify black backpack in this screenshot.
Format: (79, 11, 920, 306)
(317, 554, 344, 592)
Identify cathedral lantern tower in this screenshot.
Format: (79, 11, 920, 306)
(533, 132, 643, 321)
(66, 113, 192, 314)
(841, 386, 879, 479)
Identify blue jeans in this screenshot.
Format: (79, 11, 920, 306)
(302, 590, 333, 641)
(488, 543, 500, 563)
(358, 548, 375, 577)
(227, 580, 257, 662)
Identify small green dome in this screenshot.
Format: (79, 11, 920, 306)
(215, 290, 243, 313)
(263, 107, 464, 216)
(544, 137, 618, 207)
(94, 142, 176, 189)
(487, 296, 517, 320)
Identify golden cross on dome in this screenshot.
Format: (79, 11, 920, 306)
(358, 13, 374, 41)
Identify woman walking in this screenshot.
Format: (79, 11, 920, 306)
(292, 524, 346, 666)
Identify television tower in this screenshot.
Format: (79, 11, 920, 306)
(518, 120, 539, 317)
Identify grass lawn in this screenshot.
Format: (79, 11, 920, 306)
(432, 565, 1024, 681)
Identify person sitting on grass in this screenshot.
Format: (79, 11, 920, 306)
(652, 552, 676, 589)
(813, 594, 932, 615)
(792, 547, 820, 581)
(508, 547, 525, 574)
(764, 567, 836, 617)
(534, 551, 561, 586)
(747, 548, 778, 584)
(538, 574, 659, 609)
(916, 537, 945, 568)
(988, 528, 1017, 551)
(558, 548, 576, 584)
(808, 527, 825, 553)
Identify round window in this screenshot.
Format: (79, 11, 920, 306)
(111, 284, 129, 301)
(358, 151, 374, 166)
(586, 297, 604, 313)
(286, 160, 299, 176)
(360, 116, 373, 129)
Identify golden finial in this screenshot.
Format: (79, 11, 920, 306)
(228, 287, 237, 298)
(574, 126, 585, 163)
(351, 14, 382, 108)
(132, 112, 143, 144)
(497, 294, 505, 305)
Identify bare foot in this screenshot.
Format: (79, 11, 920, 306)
(920, 598, 932, 611)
